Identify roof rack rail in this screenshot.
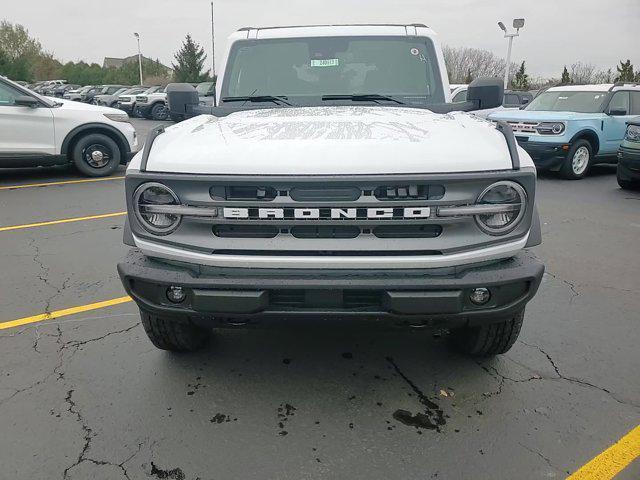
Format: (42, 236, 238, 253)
(237, 23, 429, 32)
(609, 82, 640, 91)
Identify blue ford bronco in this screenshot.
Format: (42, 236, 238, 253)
(489, 83, 640, 179)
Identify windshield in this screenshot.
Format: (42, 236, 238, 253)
(144, 86, 161, 94)
(525, 91, 608, 113)
(112, 88, 128, 96)
(221, 36, 445, 105)
(196, 82, 215, 96)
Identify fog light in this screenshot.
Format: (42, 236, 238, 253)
(469, 288, 491, 305)
(166, 286, 186, 303)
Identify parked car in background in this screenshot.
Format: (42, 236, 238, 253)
(81, 85, 126, 104)
(96, 86, 146, 108)
(92, 87, 129, 105)
(0, 76, 137, 176)
(53, 84, 80, 98)
(117, 86, 162, 115)
(489, 83, 640, 179)
(64, 85, 94, 101)
(133, 86, 169, 120)
(617, 117, 640, 189)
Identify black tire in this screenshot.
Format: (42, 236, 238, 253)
(150, 103, 169, 121)
(617, 169, 637, 190)
(72, 133, 121, 177)
(449, 309, 525, 356)
(140, 309, 210, 352)
(560, 139, 593, 180)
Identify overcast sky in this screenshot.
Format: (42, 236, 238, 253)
(3, 0, 639, 78)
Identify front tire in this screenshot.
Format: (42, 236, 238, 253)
(72, 133, 121, 177)
(560, 140, 592, 180)
(140, 309, 210, 352)
(617, 169, 637, 190)
(449, 310, 525, 356)
(150, 103, 169, 121)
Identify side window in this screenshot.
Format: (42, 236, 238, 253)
(0, 82, 22, 106)
(452, 90, 467, 102)
(608, 91, 630, 114)
(503, 94, 520, 106)
(630, 92, 640, 116)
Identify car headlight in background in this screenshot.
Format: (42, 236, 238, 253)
(535, 122, 565, 135)
(134, 183, 182, 235)
(103, 113, 129, 122)
(625, 124, 640, 143)
(475, 181, 527, 235)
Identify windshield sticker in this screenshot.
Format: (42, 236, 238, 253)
(410, 48, 420, 56)
(311, 59, 339, 68)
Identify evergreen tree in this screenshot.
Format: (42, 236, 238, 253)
(561, 66, 571, 84)
(512, 61, 530, 90)
(172, 34, 209, 83)
(615, 59, 635, 82)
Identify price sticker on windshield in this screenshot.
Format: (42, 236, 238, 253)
(311, 59, 340, 67)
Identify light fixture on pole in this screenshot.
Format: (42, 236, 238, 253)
(498, 18, 525, 90)
(134, 32, 143, 86)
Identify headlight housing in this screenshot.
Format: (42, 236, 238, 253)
(134, 183, 182, 235)
(535, 122, 565, 135)
(625, 124, 640, 143)
(475, 181, 527, 235)
(104, 113, 129, 122)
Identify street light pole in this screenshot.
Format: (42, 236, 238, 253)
(498, 19, 525, 90)
(210, 1, 215, 80)
(134, 32, 143, 85)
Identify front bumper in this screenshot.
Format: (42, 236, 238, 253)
(118, 249, 544, 329)
(135, 104, 152, 117)
(516, 139, 568, 170)
(617, 146, 640, 182)
(118, 103, 135, 114)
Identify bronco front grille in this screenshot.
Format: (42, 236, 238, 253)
(506, 121, 538, 134)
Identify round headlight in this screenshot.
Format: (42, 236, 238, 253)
(134, 182, 181, 235)
(475, 181, 527, 235)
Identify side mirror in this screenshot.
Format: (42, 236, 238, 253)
(167, 83, 200, 118)
(14, 95, 40, 108)
(608, 109, 627, 116)
(467, 78, 504, 110)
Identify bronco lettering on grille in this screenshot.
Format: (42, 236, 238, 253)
(222, 207, 431, 220)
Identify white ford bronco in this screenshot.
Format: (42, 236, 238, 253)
(118, 24, 544, 356)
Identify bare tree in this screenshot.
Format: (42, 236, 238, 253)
(442, 45, 517, 84)
(569, 62, 596, 84)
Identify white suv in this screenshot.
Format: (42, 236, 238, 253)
(0, 77, 138, 176)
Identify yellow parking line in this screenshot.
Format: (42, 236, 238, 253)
(0, 296, 133, 330)
(0, 212, 126, 232)
(567, 424, 640, 480)
(0, 176, 125, 191)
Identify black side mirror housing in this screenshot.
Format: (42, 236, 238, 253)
(466, 78, 504, 110)
(14, 95, 40, 108)
(167, 83, 200, 119)
(608, 109, 627, 116)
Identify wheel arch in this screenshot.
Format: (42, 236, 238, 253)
(61, 123, 130, 163)
(570, 129, 600, 155)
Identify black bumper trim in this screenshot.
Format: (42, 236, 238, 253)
(517, 140, 568, 170)
(118, 249, 544, 327)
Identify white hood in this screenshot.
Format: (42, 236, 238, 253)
(136, 106, 531, 175)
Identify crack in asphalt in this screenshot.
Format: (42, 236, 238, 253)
(544, 271, 580, 302)
(476, 341, 639, 409)
(518, 442, 563, 474)
(385, 356, 446, 431)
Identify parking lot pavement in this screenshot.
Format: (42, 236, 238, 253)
(0, 119, 639, 479)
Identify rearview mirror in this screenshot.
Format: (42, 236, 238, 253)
(14, 95, 40, 108)
(466, 78, 504, 110)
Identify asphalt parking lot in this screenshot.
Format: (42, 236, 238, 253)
(0, 118, 638, 480)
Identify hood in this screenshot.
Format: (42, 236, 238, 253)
(139, 106, 528, 175)
(47, 97, 124, 115)
(489, 109, 602, 122)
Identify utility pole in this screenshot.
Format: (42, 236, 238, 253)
(134, 32, 143, 85)
(210, 1, 216, 80)
(498, 19, 525, 90)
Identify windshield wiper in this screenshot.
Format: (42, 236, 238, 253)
(321, 94, 405, 105)
(221, 95, 294, 106)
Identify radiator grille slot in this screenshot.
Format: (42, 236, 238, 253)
(373, 225, 442, 239)
(213, 225, 279, 238)
(290, 226, 360, 239)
